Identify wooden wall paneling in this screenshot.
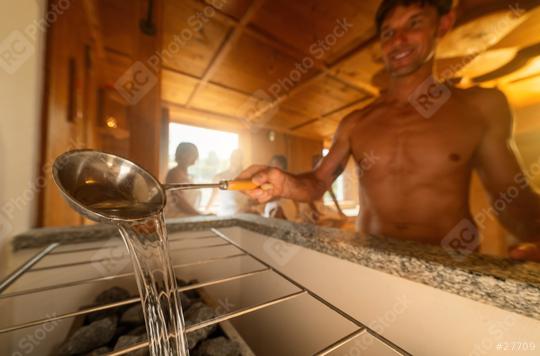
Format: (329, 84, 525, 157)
(264, 109, 310, 129)
(247, 129, 323, 173)
(162, 0, 231, 77)
(97, 89, 130, 156)
(293, 118, 338, 138)
(248, 129, 289, 166)
(97, 0, 139, 56)
(102, 51, 134, 88)
(82, 44, 100, 150)
(287, 135, 324, 173)
(127, 0, 164, 176)
(40, 0, 94, 227)
(167, 103, 247, 132)
(82, 0, 106, 59)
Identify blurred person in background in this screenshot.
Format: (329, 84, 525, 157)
(297, 155, 348, 228)
(164, 142, 202, 217)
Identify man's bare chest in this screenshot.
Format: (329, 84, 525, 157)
(349, 103, 485, 177)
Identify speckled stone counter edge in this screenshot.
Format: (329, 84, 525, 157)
(12, 214, 540, 320)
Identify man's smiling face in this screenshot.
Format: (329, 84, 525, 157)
(379, 4, 441, 77)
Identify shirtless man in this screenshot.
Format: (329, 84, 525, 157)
(238, 0, 540, 261)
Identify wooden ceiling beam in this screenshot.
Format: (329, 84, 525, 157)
(249, 37, 380, 121)
(185, 0, 266, 107)
(289, 95, 373, 131)
(164, 100, 324, 140)
(188, 0, 376, 97)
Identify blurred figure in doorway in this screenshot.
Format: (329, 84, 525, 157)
(164, 142, 201, 217)
(205, 149, 249, 215)
(297, 155, 348, 228)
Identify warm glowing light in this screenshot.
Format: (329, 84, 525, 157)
(106, 116, 118, 129)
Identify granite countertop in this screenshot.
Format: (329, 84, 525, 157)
(12, 214, 540, 321)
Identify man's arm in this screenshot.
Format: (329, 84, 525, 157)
(473, 89, 540, 243)
(237, 112, 359, 203)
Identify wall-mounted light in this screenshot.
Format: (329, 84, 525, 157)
(268, 130, 276, 142)
(106, 116, 118, 129)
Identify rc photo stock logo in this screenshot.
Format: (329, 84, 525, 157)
(263, 238, 301, 267)
(409, 75, 451, 118)
(91, 238, 131, 276)
(0, 31, 35, 75)
(237, 89, 280, 131)
(114, 61, 158, 105)
(441, 218, 481, 261)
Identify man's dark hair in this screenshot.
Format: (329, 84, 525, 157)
(175, 142, 198, 163)
(375, 0, 453, 33)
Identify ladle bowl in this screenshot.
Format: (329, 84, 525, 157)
(52, 149, 166, 222)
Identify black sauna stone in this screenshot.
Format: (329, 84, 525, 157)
(84, 346, 111, 355)
(193, 337, 241, 356)
(120, 304, 144, 325)
(58, 315, 117, 355)
(184, 302, 217, 349)
(113, 334, 149, 356)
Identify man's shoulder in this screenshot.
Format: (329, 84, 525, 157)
(454, 86, 512, 127)
(454, 86, 509, 110)
(338, 98, 382, 127)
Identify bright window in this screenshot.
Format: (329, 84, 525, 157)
(168, 123, 239, 210)
(322, 148, 344, 202)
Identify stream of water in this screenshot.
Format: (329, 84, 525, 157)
(116, 214, 188, 356)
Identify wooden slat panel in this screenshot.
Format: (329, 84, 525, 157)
(190, 82, 259, 117)
(324, 97, 375, 123)
(203, 0, 253, 20)
(250, 0, 378, 62)
(161, 69, 199, 105)
(331, 43, 384, 91)
(102, 51, 133, 88)
(504, 75, 540, 108)
(264, 109, 311, 129)
(97, 0, 138, 56)
(281, 75, 368, 117)
(162, 0, 231, 77)
(209, 33, 320, 93)
(294, 118, 338, 138)
(168, 104, 247, 132)
(491, 6, 540, 50)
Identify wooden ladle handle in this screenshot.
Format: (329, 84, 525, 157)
(225, 180, 273, 191)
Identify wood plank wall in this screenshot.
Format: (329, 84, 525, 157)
(39, 0, 97, 227)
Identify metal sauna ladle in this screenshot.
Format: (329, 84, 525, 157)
(52, 149, 270, 222)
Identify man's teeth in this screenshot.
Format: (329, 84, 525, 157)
(393, 50, 413, 60)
